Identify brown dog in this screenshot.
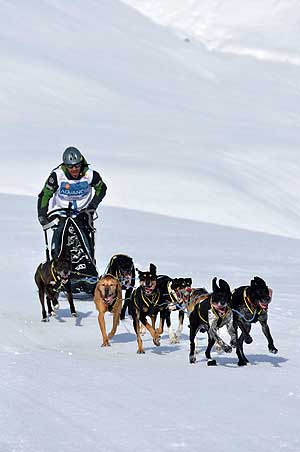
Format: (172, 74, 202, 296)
(94, 274, 123, 347)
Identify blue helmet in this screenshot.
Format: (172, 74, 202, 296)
(62, 147, 83, 166)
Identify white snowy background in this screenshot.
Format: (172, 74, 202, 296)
(0, 1, 299, 451)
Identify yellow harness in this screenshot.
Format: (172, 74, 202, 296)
(196, 296, 209, 324)
(134, 289, 160, 309)
(243, 288, 262, 316)
(167, 281, 179, 304)
(196, 295, 230, 323)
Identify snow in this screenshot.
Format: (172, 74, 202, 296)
(1, 1, 300, 451)
(122, 0, 300, 64)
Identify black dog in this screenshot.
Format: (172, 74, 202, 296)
(105, 254, 135, 319)
(231, 276, 277, 366)
(130, 264, 163, 354)
(156, 275, 194, 343)
(34, 251, 77, 321)
(189, 277, 236, 366)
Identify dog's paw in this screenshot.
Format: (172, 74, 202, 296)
(207, 359, 217, 366)
(238, 360, 248, 366)
(189, 355, 196, 364)
(140, 326, 146, 336)
(71, 312, 78, 318)
(153, 337, 160, 346)
(53, 303, 59, 311)
(170, 336, 179, 344)
(215, 343, 222, 352)
(244, 334, 253, 344)
(175, 332, 182, 341)
(49, 311, 56, 317)
(101, 341, 111, 347)
(269, 346, 278, 354)
(41, 317, 49, 322)
(137, 349, 145, 354)
(223, 344, 232, 353)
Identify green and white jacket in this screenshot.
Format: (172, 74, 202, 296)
(37, 159, 107, 218)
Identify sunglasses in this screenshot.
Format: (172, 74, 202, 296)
(66, 162, 81, 169)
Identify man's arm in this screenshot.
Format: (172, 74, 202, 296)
(87, 171, 107, 211)
(37, 172, 58, 223)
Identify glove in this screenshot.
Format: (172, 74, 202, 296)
(86, 204, 97, 214)
(38, 215, 48, 226)
(76, 211, 89, 223)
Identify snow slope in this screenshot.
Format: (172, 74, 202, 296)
(1, 1, 300, 450)
(122, 0, 300, 64)
(1, 193, 300, 452)
(0, 0, 299, 238)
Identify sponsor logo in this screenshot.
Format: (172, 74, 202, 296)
(60, 181, 89, 198)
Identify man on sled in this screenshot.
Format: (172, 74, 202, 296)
(37, 146, 107, 293)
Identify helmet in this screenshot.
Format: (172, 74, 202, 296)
(62, 147, 83, 166)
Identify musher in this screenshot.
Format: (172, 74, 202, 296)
(37, 146, 107, 256)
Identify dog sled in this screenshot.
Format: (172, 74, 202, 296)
(43, 207, 99, 294)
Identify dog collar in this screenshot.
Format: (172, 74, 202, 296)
(243, 288, 261, 316)
(210, 302, 230, 319)
(141, 290, 160, 307)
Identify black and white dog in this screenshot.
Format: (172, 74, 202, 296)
(157, 275, 194, 342)
(231, 276, 278, 366)
(105, 254, 135, 319)
(189, 277, 236, 366)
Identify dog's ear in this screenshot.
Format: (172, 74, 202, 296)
(171, 278, 179, 289)
(212, 277, 218, 292)
(219, 279, 231, 294)
(149, 263, 157, 276)
(186, 278, 192, 287)
(251, 276, 266, 288)
(136, 268, 144, 280)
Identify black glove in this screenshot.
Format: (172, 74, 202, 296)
(38, 215, 48, 226)
(76, 211, 89, 222)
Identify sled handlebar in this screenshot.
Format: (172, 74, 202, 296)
(43, 208, 98, 230)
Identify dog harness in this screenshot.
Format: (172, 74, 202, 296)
(167, 281, 179, 304)
(105, 296, 118, 312)
(243, 287, 262, 316)
(231, 287, 261, 323)
(196, 296, 209, 324)
(210, 303, 230, 319)
(37, 262, 65, 291)
(49, 262, 69, 292)
(167, 282, 195, 314)
(134, 289, 161, 310)
(196, 296, 231, 324)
